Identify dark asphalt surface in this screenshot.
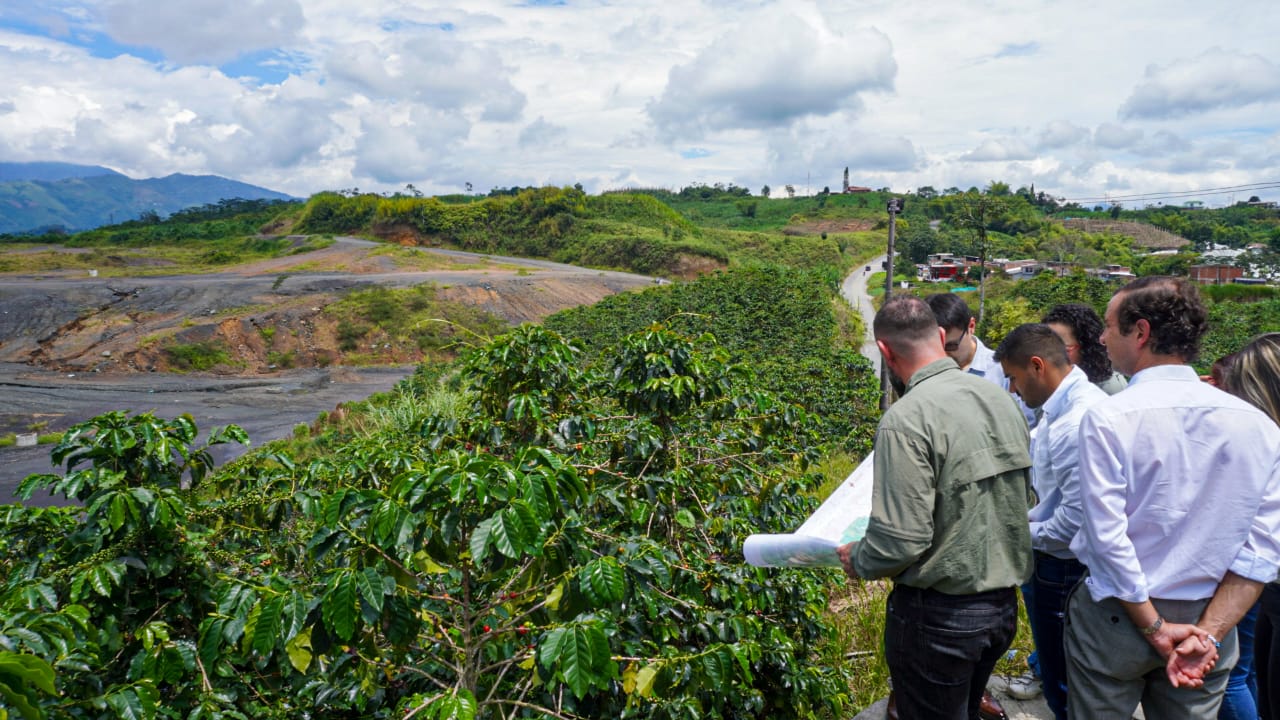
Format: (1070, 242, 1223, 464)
(0, 362, 412, 506)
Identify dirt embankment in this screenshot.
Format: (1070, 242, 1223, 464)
(0, 239, 657, 375)
(783, 219, 877, 235)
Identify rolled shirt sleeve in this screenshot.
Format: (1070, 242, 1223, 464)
(854, 427, 937, 580)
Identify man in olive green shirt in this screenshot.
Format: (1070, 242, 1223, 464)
(839, 295, 1033, 720)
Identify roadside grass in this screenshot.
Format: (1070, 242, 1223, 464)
(325, 284, 506, 357)
(366, 244, 500, 271)
(348, 382, 472, 439)
(0, 431, 65, 446)
(165, 340, 234, 372)
(0, 235, 334, 276)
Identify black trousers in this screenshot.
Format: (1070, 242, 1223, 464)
(884, 584, 1018, 720)
(1258, 582, 1280, 720)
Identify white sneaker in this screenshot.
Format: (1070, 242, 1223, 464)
(985, 674, 1011, 694)
(1006, 671, 1042, 700)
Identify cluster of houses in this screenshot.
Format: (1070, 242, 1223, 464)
(918, 253, 1136, 283)
(918, 243, 1274, 286)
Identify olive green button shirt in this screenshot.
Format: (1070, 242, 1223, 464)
(853, 358, 1034, 594)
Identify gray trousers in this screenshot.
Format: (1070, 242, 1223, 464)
(1064, 583, 1236, 719)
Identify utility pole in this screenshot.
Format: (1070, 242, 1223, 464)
(880, 197, 903, 411)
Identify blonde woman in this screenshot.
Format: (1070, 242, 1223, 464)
(1223, 332, 1280, 720)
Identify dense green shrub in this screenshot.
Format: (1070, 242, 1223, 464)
(545, 266, 880, 452)
(165, 341, 231, 371)
(1, 326, 853, 719)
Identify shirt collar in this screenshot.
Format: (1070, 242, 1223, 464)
(906, 358, 960, 392)
(967, 337, 995, 374)
(1128, 363, 1200, 386)
(1041, 365, 1088, 423)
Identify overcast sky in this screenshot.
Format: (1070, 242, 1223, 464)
(2, 0, 1278, 206)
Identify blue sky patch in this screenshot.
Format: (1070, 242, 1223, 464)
(220, 50, 294, 85)
(380, 19, 456, 32)
(0, 18, 163, 64)
(994, 42, 1040, 59)
(680, 148, 713, 159)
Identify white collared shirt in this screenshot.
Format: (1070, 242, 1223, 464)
(1028, 366, 1109, 559)
(969, 337, 1037, 426)
(1071, 364, 1280, 603)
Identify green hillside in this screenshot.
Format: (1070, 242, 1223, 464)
(0, 171, 296, 233)
(294, 186, 887, 278)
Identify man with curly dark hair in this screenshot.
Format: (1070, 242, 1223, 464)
(1064, 276, 1280, 718)
(1041, 303, 1127, 395)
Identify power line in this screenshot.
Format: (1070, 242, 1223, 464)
(1061, 181, 1280, 205)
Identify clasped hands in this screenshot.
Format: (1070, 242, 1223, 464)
(1145, 620, 1220, 688)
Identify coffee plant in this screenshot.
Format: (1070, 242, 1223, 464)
(0, 325, 852, 719)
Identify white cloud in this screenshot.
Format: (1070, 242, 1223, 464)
(102, 0, 305, 64)
(1093, 123, 1144, 149)
(324, 35, 524, 120)
(960, 139, 1035, 162)
(1121, 48, 1280, 119)
(517, 116, 568, 150)
(1038, 120, 1088, 149)
(352, 107, 471, 185)
(2, 1, 1280, 205)
(647, 5, 895, 140)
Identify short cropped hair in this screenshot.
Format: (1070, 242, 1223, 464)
(993, 323, 1071, 368)
(1042, 303, 1112, 384)
(874, 295, 940, 349)
(1113, 276, 1208, 361)
(1224, 333, 1280, 426)
(925, 293, 972, 331)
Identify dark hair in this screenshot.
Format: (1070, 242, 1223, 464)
(994, 323, 1071, 368)
(874, 295, 940, 348)
(1113, 276, 1209, 362)
(924, 293, 972, 331)
(1042, 303, 1113, 384)
(1210, 353, 1238, 388)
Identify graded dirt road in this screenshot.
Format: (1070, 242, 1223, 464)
(0, 239, 658, 504)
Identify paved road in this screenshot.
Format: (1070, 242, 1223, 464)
(840, 255, 886, 375)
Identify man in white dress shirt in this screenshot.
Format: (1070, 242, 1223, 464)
(926, 293, 1036, 427)
(1065, 276, 1280, 718)
(994, 324, 1108, 720)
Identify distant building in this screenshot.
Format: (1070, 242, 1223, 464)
(1190, 264, 1245, 285)
(1001, 259, 1042, 280)
(925, 253, 964, 282)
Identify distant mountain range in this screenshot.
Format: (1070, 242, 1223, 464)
(0, 162, 297, 234)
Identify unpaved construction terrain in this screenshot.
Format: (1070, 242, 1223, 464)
(0, 238, 657, 503)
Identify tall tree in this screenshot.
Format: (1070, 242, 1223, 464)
(950, 191, 1008, 326)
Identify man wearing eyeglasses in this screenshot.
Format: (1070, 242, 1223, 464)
(927, 293, 1035, 427)
(927, 293, 1007, 386)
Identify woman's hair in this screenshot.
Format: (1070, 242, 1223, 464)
(1041, 303, 1113, 384)
(1223, 333, 1280, 426)
(1208, 352, 1237, 388)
